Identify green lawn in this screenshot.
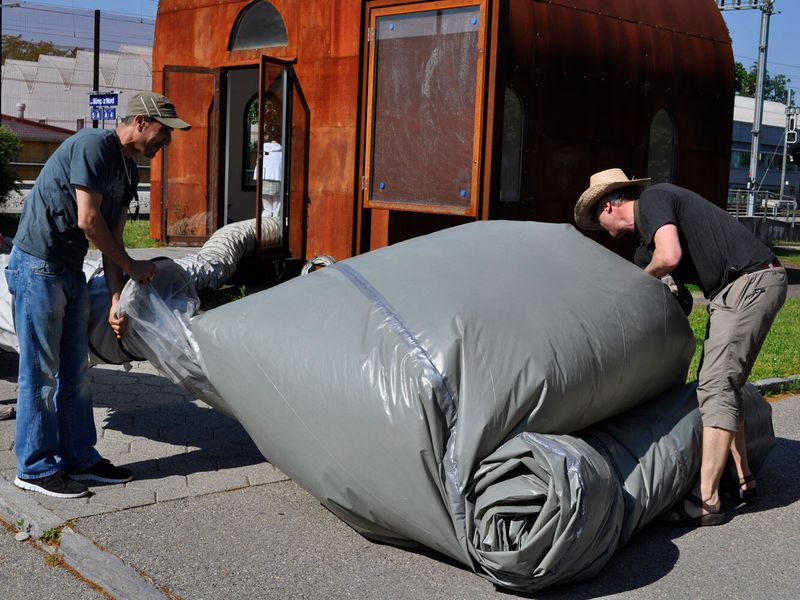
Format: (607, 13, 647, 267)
(122, 219, 157, 248)
(774, 246, 800, 266)
(687, 298, 800, 389)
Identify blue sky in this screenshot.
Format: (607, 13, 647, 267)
(721, 0, 800, 101)
(7, 0, 159, 20)
(4, 0, 800, 100)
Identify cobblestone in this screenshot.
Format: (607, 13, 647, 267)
(0, 358, 282, 521)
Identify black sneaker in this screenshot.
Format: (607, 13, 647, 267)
(14, 472, 88, 499)
(68, 458, 133, 483)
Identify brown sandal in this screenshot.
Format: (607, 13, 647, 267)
(662, 494, 727, 527)
(721, 474, 758, 504)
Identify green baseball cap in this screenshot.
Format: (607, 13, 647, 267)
(125, 92, 191, 130)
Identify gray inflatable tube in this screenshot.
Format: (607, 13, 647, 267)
(187, 221, 759, 590)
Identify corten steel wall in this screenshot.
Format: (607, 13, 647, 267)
(491, 0, 734, 254)
(152, 0, 733, 258)
(152, 0, 362, 258)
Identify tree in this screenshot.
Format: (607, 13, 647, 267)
(734, 61, 792, 102)
(0, 125, 22, 206)
(1, 35, 77, 63)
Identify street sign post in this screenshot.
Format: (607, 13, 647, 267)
(89, 93, 118, 108)
(88, 92, 119, 127)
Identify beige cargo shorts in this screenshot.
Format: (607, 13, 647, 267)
(696, 266, 788, 431)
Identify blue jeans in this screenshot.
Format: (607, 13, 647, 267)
(5, 247, 100, 479)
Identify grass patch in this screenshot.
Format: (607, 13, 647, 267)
(44, 553, 64, 568)
(38, 519, 76, 546)
(687, 297, 800, 382)
(773, 246, 800, 266)
(39, 527, 62, 544)
(122, 219, 156, 248)
(198, 284, 250, 311)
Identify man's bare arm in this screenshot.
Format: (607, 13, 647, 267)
(75, 186, 154, 282)
(644, 223, 682, 278)
(104, 209, 128, 339)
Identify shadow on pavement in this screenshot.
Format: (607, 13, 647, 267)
(87, 367, 266, 480)
(504, 435, 800, 599)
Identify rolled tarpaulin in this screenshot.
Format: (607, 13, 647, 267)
(464, 382, 773, 592)
(189, 220, 696, 567)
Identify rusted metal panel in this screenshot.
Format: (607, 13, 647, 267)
(161, 67, 221, 246)
(307, 126, 358, 196)
(297, 0, 333, 60)
(306, 192, 357, 259)
(298, 57, 360, 128)
(153, 0, 734, 262)
(490, 0, 734, 241)
(330, 0, 363, 58)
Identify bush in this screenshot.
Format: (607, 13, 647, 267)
(0, 125, 22, 205)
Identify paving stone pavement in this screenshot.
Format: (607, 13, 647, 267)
(0, 349, 289, 521)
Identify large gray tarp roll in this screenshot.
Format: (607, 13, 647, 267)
(191, 221, 698, 569)
(465, 381, 773, 592)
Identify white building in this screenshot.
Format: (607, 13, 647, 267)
(1, 44, 152, 131)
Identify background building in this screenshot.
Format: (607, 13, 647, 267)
(730, 95, 799, 205)
(1, 44, 152, 132)
(1, 44, 153, 190)
(0, 114, 73, 181)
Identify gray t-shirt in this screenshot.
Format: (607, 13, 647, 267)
(14, 128, 138, 270)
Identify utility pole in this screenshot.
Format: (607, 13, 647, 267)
(780, 90, 797, 202)
(92, 9, 100, 128)
(717, 0, 776, 216)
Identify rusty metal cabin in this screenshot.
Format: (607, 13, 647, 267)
(151, 0, 734, 259)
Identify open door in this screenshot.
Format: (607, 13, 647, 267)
(255, 55, 293, 252)
(161, 66, 221, 246)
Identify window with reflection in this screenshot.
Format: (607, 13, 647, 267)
(499, 87, 524, 202)
(647, 109, 676, 183)
(229, 1, 288, 51)
(730, 150, 750, 169)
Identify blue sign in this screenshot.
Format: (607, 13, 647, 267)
(89, 93, 118, 107)
(90, 107, 117, 121)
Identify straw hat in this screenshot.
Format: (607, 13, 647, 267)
(574, 168, 650, 230)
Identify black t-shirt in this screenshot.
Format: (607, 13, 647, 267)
(635, 183, 774, 299)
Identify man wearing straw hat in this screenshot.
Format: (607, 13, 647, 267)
(574, 168, 787, 527)
(5, 92, 190, 499)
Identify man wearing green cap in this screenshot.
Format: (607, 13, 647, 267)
(5, 92, 190, 498)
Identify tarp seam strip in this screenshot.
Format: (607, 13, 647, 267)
(331, 262, 459, 425)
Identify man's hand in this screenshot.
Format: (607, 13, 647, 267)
(109, 298, 127, 339)
(662, 275, 693, 316)
(127, 259, 155, 283)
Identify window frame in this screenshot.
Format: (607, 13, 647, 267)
(228, 0, 288, 52)
(362, 0, 489, 217)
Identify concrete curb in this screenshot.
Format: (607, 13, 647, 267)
(752, 375, 800, 396)
(0, 477, 167, 599)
